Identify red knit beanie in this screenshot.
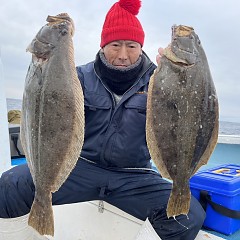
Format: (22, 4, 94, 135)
(100, 0, 145, 47)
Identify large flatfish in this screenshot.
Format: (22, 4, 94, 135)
(20, 13, 84, 236)
(146, 25, 219, 218)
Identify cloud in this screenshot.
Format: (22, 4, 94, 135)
(1, 0, 240, 122)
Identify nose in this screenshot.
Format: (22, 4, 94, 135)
(118, 45, 128, 61)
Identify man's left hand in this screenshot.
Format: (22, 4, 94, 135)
(156, 47, 164, 65)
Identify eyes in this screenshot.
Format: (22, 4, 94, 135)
(110, 41, 139, 49)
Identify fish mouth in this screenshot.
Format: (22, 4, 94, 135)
(46, 13, 74, 35)
(47, 13, 71, 25)
(172, 25, 194, 38)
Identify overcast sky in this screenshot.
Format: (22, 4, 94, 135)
(1, 0, 240, 122)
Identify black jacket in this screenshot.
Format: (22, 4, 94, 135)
(77, 52, 156, 168)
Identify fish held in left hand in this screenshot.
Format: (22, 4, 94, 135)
(146, 25, 219, 218)
(20, 13, 85, 236)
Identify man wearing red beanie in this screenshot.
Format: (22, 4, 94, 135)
(0, 0, 205, 239)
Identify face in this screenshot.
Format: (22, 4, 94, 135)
(102, 40, 142, 68)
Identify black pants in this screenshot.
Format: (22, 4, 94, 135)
(0, 160, 205, 240)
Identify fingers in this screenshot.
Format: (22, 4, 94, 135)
(156, 54, 161, 65)
(156, 47, 164, 65)
(158, 47, 164, 56)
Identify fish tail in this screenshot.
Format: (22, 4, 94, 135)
(28, 191, 54, 236)
(166, 184, 191, 218)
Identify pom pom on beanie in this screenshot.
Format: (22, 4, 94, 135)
(100, 0, 145, 47)
(119, 0, 141, 15)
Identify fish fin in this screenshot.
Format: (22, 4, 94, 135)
(192, 117, 219, 175)
(146, 72, 172, 180)
(28, 192, 54, 236)
(166, 184, 191, 218)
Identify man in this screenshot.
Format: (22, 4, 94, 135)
(0, 0, 205, 239)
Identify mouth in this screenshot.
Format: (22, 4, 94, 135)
(46, 13, 75, 36)
(172, 25, 193, 38)
(114, 64, 128, 68)
(47, 13, 71, 25)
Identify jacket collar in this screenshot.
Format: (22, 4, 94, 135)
(94, 50, 155, 85)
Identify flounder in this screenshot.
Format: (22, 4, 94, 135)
(146, 25, 219, 218)
(20, 13, 84, 236)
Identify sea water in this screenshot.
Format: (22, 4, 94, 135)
(6, 98, 240, 135)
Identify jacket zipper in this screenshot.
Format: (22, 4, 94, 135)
(93, 63, 154, 162)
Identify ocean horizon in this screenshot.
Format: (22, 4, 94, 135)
(6, 98, 240, 136)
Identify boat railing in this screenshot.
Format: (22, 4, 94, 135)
(218, 134, 240, 144)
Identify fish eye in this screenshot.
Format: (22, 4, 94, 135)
(61, 29, 68, 35)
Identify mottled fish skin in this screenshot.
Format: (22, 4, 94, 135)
(20, 13, 84, 236)
(146, 25, 219, 218)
